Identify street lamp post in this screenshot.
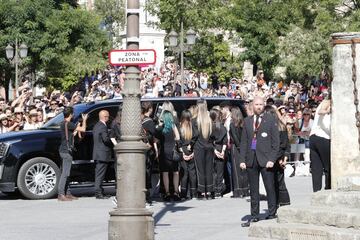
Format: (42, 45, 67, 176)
(5, 38, 28, 97)
(168, 23, 196, 96)
(108, 0, 154, 240)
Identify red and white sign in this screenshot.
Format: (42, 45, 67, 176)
(109, 49, 156, 66)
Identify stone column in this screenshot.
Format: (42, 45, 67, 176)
(331, 33, 360, 190)
(108, 0, 154, 239)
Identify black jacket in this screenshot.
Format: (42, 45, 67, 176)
(276, 130, 290, 160)
(92, 121, 113, 161)
(229, 122, 242, 149)
(239, 113, 280, 168)
(212, 122, 227, 152)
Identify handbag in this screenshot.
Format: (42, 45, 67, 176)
(65, 121, 77, 155)
(171, 147, 182, 162)
(171, 147, 181, 162)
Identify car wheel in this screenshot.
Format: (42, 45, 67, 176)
(17, 157, 60, 200)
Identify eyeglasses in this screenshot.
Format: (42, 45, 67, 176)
(303, 113, 310, 116)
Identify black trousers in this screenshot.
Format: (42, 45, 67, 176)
(213, 158, 225, 194)
(274, 163, 290, 206)
(180, 159, 197, 197)
(58, 152, 73, 195)
(247, 155, 277, 217)
(194, 147, 214, 193)
(309, 135, 331, 192)
(145, 150, 154, 190)
(232, 146, 249, 197)
(224, 149, 233, 193)
(95, 161, 111, 195)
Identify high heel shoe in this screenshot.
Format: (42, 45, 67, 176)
(163, 192, 171, 202)
(172, 192, 181, 202)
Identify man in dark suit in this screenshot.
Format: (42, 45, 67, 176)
(93, 110, 113, 199)
(239, 96, 280, 227)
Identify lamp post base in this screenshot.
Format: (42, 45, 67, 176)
(109, 208, 154, 240)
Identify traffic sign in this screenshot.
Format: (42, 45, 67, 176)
(109, 49, 156, 66)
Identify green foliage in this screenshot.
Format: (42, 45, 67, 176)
(146, 0, 226, 32)
(94, 0, 126, 47)
(184, 32, 241, 82)
(0, 0, 109, 92)
(277, 26, 331, 82)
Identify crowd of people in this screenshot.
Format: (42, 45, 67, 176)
(0, 60, 329, 136)
(1, 61, 331, 225)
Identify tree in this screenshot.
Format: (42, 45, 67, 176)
(94, 0, 126, 47)
(146, 0, 225, 32)
(0, 0, 110, 93)
(226, 0, 309, 79)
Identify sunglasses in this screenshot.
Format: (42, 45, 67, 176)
(303, 113, 310, 116)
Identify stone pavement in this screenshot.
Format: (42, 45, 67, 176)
(0, 176, 312, 240)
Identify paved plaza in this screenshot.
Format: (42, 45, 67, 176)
(0, 176, 313, 240)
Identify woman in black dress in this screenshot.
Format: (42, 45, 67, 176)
(209, 108, 227, 198)
(264, 105, 291, 207)
(157, 102, 181, 201)
(230, 106, 249, 198)
(193, 100, 214, 199)
(179, 109, 197, 199)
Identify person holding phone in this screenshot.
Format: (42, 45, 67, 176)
(58, 107, 88, 201)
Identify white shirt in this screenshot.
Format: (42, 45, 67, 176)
(310, 104, 331, 140)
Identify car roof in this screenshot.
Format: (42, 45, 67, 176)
(81, 97, 244, 106)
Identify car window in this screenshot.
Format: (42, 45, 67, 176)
(41, 112, 64, 129)
(86, 105, 120, 130)
(42, 104, 88, 129)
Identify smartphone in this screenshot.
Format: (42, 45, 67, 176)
(155, 104, 163, 119)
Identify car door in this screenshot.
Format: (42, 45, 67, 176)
(70, 105, 120, 183)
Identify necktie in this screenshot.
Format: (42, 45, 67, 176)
(255, 115, 260, 130)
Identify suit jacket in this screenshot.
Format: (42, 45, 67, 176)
(239, 113, 280, 168)
(93, 121, 113, 162)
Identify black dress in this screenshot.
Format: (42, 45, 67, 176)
(193, 120, 215, 193)
(275, 130, 291, 206)
(179, 131, 197, 198)
(229, 122, 249, 197)
(212, 122, 227, 195)
(158, 127, 179, 172)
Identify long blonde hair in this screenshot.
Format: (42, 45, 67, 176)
(180, 109, 193, 141)
(161, 101, 177, 119)
(196, 100, 212, 139)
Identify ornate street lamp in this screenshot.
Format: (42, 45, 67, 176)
(5, 39, 28, 97)
(108, 0, 154, 239)
(186, 28, 196, 45)
(168, 25, 197, 96)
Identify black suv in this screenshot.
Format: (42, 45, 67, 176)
(0, 97, 244, 199)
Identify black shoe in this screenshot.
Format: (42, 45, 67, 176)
(215, 193, 222, 198)
(95, 194, 110, 199)
(241, 217, 259, 227)
(265, 215, 277, 220)
(163, 193, 171, 202)
(197, 192, 205, 200)
(172, 192, 181, 202)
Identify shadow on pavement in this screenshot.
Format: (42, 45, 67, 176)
(154, 202, 193, 225)
(241, 209, 269, 221)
